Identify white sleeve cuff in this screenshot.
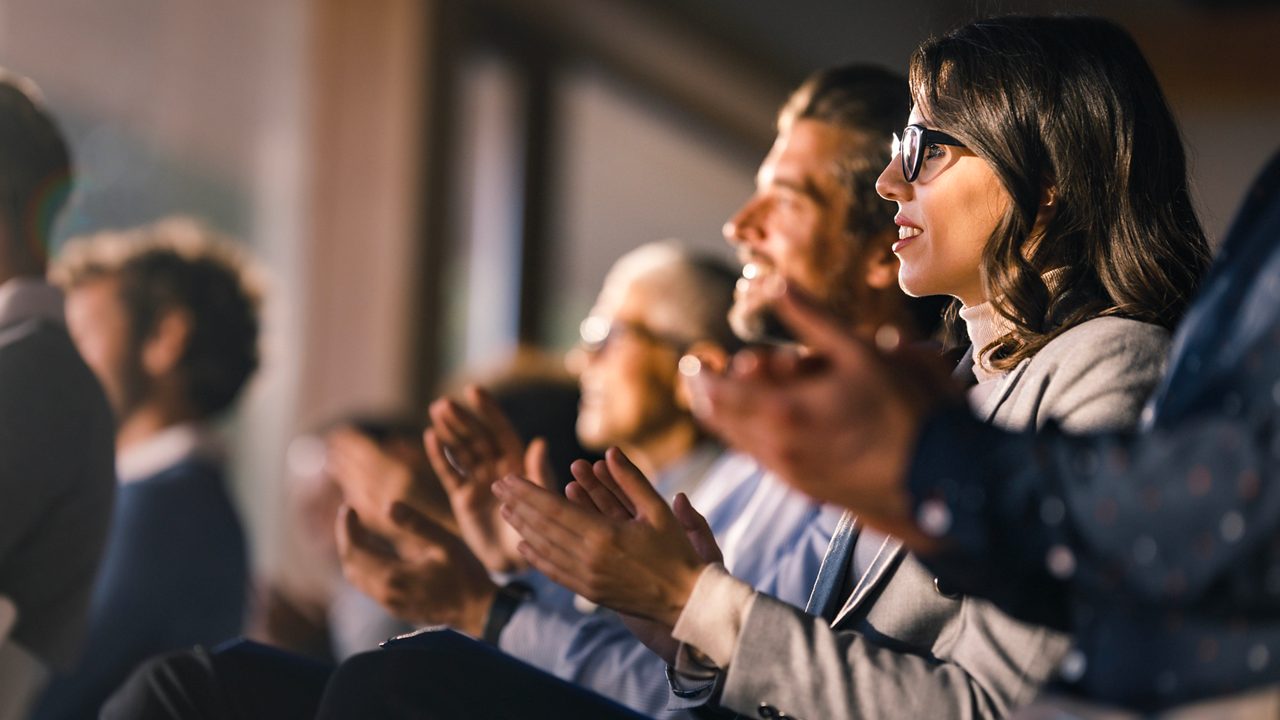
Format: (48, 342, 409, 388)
(670, 563, 757, 670)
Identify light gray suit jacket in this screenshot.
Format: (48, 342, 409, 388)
(712, 317, 1170, 720)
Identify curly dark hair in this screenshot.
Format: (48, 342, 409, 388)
(52, 217, 262, 417)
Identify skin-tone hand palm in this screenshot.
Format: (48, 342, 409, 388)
(335, 501, 496, 636)
(326, 428, 459, 542)
(425, 385, 556, 573)
(493, 447, 721, 631)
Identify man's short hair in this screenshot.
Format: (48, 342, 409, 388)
(777, 65, 907, 242)
(51, 217, 262, 417)
(0, 69, 73, 259)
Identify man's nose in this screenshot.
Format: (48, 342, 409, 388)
(723, 198, 763, 247)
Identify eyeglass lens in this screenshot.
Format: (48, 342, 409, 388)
(901, 125, 922, 182)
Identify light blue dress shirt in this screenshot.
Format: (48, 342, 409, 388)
(499, 444, 841, 717)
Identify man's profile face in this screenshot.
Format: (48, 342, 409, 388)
(724, 119, 863, 341)
(575, 276, 685, 451)
(65, 275, 147, 423)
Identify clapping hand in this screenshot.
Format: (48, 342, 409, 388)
(327, 427, 458, 543)
(425, 385, 557, 572)
(556, 454, 723, 663)
(493, 448, 719, 630)
(683, 283, 959, 546)
(335, 502, 496, 636)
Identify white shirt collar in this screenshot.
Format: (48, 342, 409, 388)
(0, 277, 64, 329)
(116, 422, 224, 484)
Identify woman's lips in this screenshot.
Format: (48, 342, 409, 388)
(893, 219, 922, 253)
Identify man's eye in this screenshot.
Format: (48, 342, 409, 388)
(771, 192, 799, 208)
(924, 144, 946, 160)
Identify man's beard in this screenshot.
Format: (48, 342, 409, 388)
(729, 300, 797, 346)
(729, 272, 858, 347)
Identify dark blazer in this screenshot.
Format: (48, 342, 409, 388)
(34, 457, 248, 720)
(0, 318, 115, 672)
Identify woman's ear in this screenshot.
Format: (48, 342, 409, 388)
(1038, 183, 1059, 215)
(1030, 184, 1059, 241)
(674, 340, 729, 412)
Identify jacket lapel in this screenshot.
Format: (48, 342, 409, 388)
(804, 511, 859, 619)
(978, 358, 1031, 423)
(831, 535, 906, 627)
(952, 349, 976, 386)
(818, 351, 971, 627)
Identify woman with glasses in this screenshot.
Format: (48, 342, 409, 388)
(875, 15, 1210, 432)
(804, 13, 1214, 717)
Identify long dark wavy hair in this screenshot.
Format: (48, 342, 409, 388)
(909, 15, 1211, 369)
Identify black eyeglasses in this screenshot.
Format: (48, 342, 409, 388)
(893, 124, 966, 183)
(578, 316, 689, 355)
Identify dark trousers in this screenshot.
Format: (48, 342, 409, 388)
(103, 631, 648, 719)
(318, 628, 648, 719)
(102, 639, 333, 720)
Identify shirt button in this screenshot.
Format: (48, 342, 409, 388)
(934, 577, 961, 599)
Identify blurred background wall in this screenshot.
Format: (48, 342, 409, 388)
(0, 0, 1275, 583)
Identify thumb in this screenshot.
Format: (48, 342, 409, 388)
(524, 438, 558, 491)
(603, 447, 668, 519)
(673, 493, 722, 564)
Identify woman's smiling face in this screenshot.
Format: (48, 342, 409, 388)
(874, 106, 1012, 307)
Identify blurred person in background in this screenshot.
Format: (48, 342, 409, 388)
(36, 217, 261, 720)
(0, 69, 115, 720)
(328, 240, 780, 716)
(255, 357, 593, 664)
(102, 240, 794, 719)
(250, 417, 424, 664)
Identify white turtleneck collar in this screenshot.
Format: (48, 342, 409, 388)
(958, 301, 1014, 384)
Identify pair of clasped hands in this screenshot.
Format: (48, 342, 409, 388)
(328, 282, 956, 655)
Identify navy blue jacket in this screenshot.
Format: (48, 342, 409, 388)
(34, 458, 248, 719)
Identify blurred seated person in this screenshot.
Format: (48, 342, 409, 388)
(103, 240, 826, 719)
(249, 417, 422, 664)
(35, 217, 262, 720)
(0, 70, 115, 720)
(334, 241, 760, 639)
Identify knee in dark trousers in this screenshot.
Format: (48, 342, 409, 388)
(316, 629, 647, 720)
(103, 641, 333, 720)
(102, 648, 236, 720)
